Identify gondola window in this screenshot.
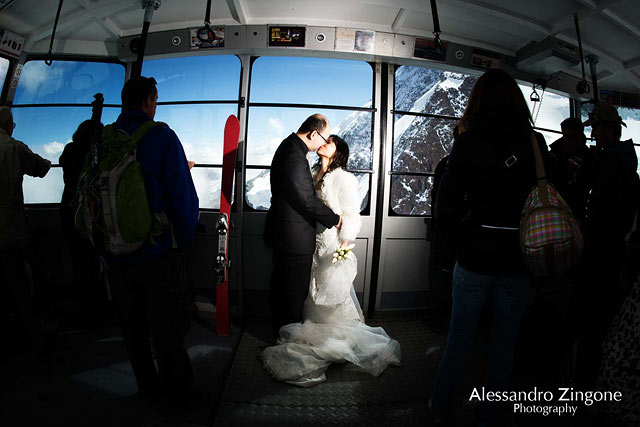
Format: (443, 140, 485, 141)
(245, 56, 374, 212)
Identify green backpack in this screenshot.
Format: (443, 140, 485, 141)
(74, 120, 168, 255)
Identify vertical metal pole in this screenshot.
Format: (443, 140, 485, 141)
(132, 1, 161, 78)
(367, 63, 389, 319)
(586, 55, 600, 105)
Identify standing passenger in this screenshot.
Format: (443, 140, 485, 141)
(549, 117, 595, 223)
(576, 103, 640, 387)
(429, 69, 547, 425)
(0, 106, 51, 353)
(59, 120, 106, 325)
(106, 77, 200, 411)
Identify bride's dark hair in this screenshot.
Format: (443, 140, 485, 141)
(313, 135, 350, 182)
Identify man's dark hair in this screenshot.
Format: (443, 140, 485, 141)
(297, 114, 327, 135)
(560, 117, 584, 133)
(121, 76, 157, 110)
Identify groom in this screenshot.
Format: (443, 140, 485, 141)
(265, 114, 341, 338)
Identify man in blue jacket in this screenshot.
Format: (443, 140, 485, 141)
(107, 77, 199, 410)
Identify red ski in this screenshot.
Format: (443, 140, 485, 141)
(215, 114, 240, 336)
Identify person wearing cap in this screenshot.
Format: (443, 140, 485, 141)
(576, 102, 640, 387)
(549, 117, 595, 222)
(0, 105, 51, 354)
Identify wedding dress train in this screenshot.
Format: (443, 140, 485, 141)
(261, 168, 401, 387)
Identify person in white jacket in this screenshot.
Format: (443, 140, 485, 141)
(262, 135, 401, 387)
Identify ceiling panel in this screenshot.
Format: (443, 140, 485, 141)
(403, 7, 544, 52)
(580, 14, 640, 62)
(0, 0, 85, 37)
(246, 0, 398, 28)
(476, 0, 577, 24)
(111, 0, 233, 31)
(55, 19, 114, 42)
(608, 0, 640, 27)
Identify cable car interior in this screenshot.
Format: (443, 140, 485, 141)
(1, 0, 639, 426)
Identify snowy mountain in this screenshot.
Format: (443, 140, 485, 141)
(391, 70, 476, 214)
(245, 169, 271, 210)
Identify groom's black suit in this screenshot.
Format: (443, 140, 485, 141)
(265, 133, 339, 336)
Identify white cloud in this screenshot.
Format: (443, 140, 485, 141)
(181, 138, 223, 164)
(0, 58, 9, 83)
(268, 117, 285, 134)
(19, 61, 72, 99)
(44, 141, 65, 156)
(247, 137, 282, 165)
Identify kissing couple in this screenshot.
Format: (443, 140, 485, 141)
(262, 114, 401, 387)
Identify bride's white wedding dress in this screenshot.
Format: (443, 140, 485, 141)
(262, 167, 401, 387)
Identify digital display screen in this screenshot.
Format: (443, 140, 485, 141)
(269, 26, 306, 47)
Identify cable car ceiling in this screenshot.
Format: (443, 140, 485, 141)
(0, 0, 638, 94)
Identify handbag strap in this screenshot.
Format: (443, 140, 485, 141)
(530, 133, 550, 206)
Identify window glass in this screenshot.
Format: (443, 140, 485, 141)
(191, 167, 222, 209)
(0, 57, 9, 93)
(13, 61, 125, 105)
(247, 107, 373, 170)
(519, 84, 570, 132)
(392, 65, 476, 216)
(391, 175, 434, 216)
(11, 107, 120, 163)
(582, 104, 640, 175)
(618, 107, 640, 144)
(582, 104, 640, 144)
(246, 57, 374, 212)
(139, 55, 242, 209)
(250, 57, 373, 107)
(393, 116, 456, 173)
(23, 168, 63, 204)
(142, 55, 241, 102)
(395, 67, 476, 117)
(154, 104, 237, 164)
(246, 169, 272, 210)
(245, 168, 370, 212)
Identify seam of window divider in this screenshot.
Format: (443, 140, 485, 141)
(249, 102, 376, 112)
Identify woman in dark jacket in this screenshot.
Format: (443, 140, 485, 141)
(429, 69, 548, 425)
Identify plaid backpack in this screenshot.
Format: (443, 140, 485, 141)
(520, 134, 583, 277)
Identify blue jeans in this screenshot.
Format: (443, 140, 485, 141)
(431, 263, 532, 422)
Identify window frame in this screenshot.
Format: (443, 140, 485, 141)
(390, 65, 571, 217)
(141, 54, 244, 212)
(390, 65, 475, 217)
(243, 55, 377, 215)
(0, 54, 13, 104)
(11, 55, 127, 207)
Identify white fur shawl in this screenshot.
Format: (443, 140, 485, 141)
(317, 168, 361, 242)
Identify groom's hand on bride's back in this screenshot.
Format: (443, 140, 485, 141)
(336, 216, 343, 230)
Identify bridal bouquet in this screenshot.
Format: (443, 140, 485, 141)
(332, 244, 355, 264)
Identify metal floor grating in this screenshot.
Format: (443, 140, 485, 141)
(213, 316, 452, 427)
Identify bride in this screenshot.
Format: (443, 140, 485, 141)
(261, 135, 401, 387)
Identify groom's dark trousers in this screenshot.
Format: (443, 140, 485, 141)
(265, 133, 339, 338)
(269, 251, 313, 336)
